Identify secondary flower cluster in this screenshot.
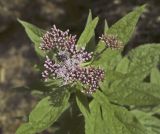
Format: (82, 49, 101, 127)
(40, 25, 104, 94)
(99, 34, 123, 49)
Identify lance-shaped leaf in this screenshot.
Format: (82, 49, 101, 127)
(77, 16, 99, 49)
(18, 19, 45, 58)
(93, 91, 147, 134)
(107, 5, 145, 45)
(78, 90, 147, 134)
(76, 91, 90, 118)
(131, 110, 160, 134)
(101, 80, 160, 106)
(76, 92, 108, 134)
(85, 100, 107, 134)
(104, 19, 109, 34)
(93, 19, 109, 54)
(85, 10, 97, 52)
(16, 92, 70, 134)
(86, 9, 92, 25)
(15, 123, 35, 134)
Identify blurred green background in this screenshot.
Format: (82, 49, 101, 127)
(0, 0, 160, 133)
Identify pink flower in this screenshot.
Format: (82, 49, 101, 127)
(99, 34, 123, 49)
(41, 25, 104, 94)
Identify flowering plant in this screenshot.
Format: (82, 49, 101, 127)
(16, 5, 160, 134)
(41, 25, 104, 94)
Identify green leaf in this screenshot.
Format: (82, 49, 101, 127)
(16, 92, 70, 134)
(18, 19, 45, 58)
(150, 105, 160, 115)
(85, 100, 106, 134)
(104, 19, 109, 34)
(86, 9, 92, 25)
(112, 106, 147, 134)
(92, 91, 118, 134)
(127, 44, 160, 82)
(16, 123, 35, 134)
(93, 48, 122, 71)
(107, 5, 145, 45)
(80, 91, 146, 134)
(100, 70, 124, 88)
(92, 91, 146, 134)
(77, 17, 99, 49)
(100, 46, 160, 107)
(76, 91, 90, 117)
(103, 81, 160, 106)
(93, 5, 145, 67)
(131, 110, 160, 134)
(48, 87, 70, 107)
(84, 10, 97, 52)
(151, 68, 160, 85)
(29, 95, 69, 132)
(116, 57, 129, 74)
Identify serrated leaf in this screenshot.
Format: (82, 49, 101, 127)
(127, 44, 160, 82)
(92, 91, 146, 134)
(78, 90, 147, 134)
(107, 5, 145, 45)
(112, 106, 147, 134)
(77, 17, 99, 48)
(98, 44, 160, 107)
(151, 68, 160, 85)
(131, 110, 160, 134)
(16, 92, 70, 134)
(103, 81, 160, 106)
(18, 19, 45, 58)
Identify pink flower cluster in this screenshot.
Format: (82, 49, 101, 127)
(99, 34, 123, 49)
(40, 25, 104, 94)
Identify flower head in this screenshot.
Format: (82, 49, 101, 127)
(99, 34, 123, 49)
(41, 25, 104, 94)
